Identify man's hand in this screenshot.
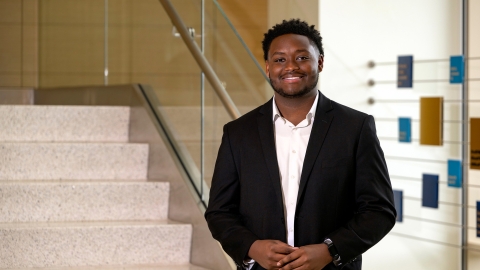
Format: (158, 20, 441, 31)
(276, 243, 332, 270)
(248, 240, 298, 270)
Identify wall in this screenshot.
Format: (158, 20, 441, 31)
(319, 0, 480, 269)
(37, 0, 204, 105)
(0, 0, 38, 87)
(467, 0, 480, 268)
(35, 0, 268, 107)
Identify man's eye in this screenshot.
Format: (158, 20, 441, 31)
(274, 58, 285, 62)
(298, 56, 309, 60)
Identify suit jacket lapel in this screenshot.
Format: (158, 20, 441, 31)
(297, 92, 334, 205)
(257, 99, 284, 210)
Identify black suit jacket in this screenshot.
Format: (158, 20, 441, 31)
(205, 92, 396, 270)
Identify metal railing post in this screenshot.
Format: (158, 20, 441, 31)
(158, 0, 241, 120)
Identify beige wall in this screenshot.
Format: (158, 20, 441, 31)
(218, 0, 267, 66)
(0, 0, 38, 87)
(0, 0, 319, 105)
(32, 0, 272, 106)
(268, 0, 319, 27)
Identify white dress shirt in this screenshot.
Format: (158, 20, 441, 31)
(244, 92, 318, 269)
(273, 91, 318, 247)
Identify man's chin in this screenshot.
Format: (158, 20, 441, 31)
(273, 88, 313, 99)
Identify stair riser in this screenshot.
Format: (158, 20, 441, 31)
(0, 224, 191, 268)
(0, 143, 148, 180)
(0, 106, 130, 142)
(0, 182, 168, 222)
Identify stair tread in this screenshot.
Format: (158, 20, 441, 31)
(0, 179, 167, 184)
(0, 181, 169, 222)
(0, 105, 130, 142)
(0, 143, 149, 180)
(0, 220, 192, 268)
(0, 179, 166, 183)
(0, 220, 187, 229)
(10, 264, 210, 270)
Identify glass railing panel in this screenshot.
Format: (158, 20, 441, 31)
(204, 0, 270, 107)
(166, 0, 273, 191)
(38, 0, 272, 206)
(108, 0, 203, 107)
(153, 0, 271, 196)
(121, 0, 205, 195)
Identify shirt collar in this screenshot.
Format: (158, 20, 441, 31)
(272, 90, 319, 123)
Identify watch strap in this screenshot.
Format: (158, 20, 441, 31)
(324, 238, 342, 267)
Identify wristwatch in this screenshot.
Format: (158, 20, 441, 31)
(323, 238, 342, 267)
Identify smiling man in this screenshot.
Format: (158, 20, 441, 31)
(205, 19, 396, 270)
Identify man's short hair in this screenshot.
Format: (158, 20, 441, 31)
(262, 19, 324, 61)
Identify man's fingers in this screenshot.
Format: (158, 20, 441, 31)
(267, 252, 288, 263)
(276, 249, 302, 268)
(271, 243, 298, 254)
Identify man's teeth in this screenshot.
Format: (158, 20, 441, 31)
(284, 77, 300, 80)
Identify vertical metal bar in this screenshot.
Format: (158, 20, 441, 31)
(461, 0, 469, 269)
(158, 0, 240, 120)
(104, 0, 109, 85)
(200, 0, 205, 203)
(20, 0, 24, 86)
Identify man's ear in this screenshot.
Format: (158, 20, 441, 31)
(318, 55, 324, 72)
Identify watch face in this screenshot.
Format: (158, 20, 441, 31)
(324, 238, 333, 246)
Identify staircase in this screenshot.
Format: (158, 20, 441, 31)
(0, 105, 208, 269)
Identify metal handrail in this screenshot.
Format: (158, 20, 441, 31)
(134, 84, 208, 211)
(158, 0, 241, 120)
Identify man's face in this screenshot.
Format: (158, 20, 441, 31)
(266, 34, 323, 99)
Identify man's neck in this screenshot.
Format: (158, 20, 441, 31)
(274, 90, 317, 126)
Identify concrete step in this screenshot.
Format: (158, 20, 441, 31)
(0, 105, 130, 142)
(0, 143, 148, 180)
(0, 181, 168, 222)
(0, 221, 192, 268)
(17, 264, 211, 270)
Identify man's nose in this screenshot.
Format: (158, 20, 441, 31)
(284, 58, 299, 71)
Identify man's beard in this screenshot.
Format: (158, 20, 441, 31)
(269, 74, 319, 99)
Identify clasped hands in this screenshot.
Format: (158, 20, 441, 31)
(247, 239, 333, 270)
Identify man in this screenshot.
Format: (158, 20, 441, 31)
(205, 19, 396, 270)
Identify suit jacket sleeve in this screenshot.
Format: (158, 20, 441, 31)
(204, 123, 259, 267)
(328, 115, 396, 264)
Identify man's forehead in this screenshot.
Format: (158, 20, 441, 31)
(269, 34, 319, 54)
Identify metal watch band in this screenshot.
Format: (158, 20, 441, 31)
(324, 238, 342, 267)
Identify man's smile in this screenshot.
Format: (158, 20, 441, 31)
(281, 74, 305, 83)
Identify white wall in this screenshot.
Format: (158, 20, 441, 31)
(318, 0, 480, 269)
(467, 0, 480, 268)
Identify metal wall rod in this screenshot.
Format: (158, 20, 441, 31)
(370, 56, 480, 67)
(371, 79, 480, 84)
(461, 0, 469, 269)
(384, 155, 448, 164)
(370, 99, 480, 103)
(389, 232, 462, 249)
(158, 0, 241, 120)
(379, 137, 464, 144)
(402, 215, 462, 228)
(375, 118, 465, 123)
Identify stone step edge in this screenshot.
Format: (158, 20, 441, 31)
(0, 142, 146, 146)
(0, 220, 187, 229)
(0, 179, 167, 184)
(0, 105, 130, 142)
(2, 264, 210, 270)
(0, 179, 169, 185)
